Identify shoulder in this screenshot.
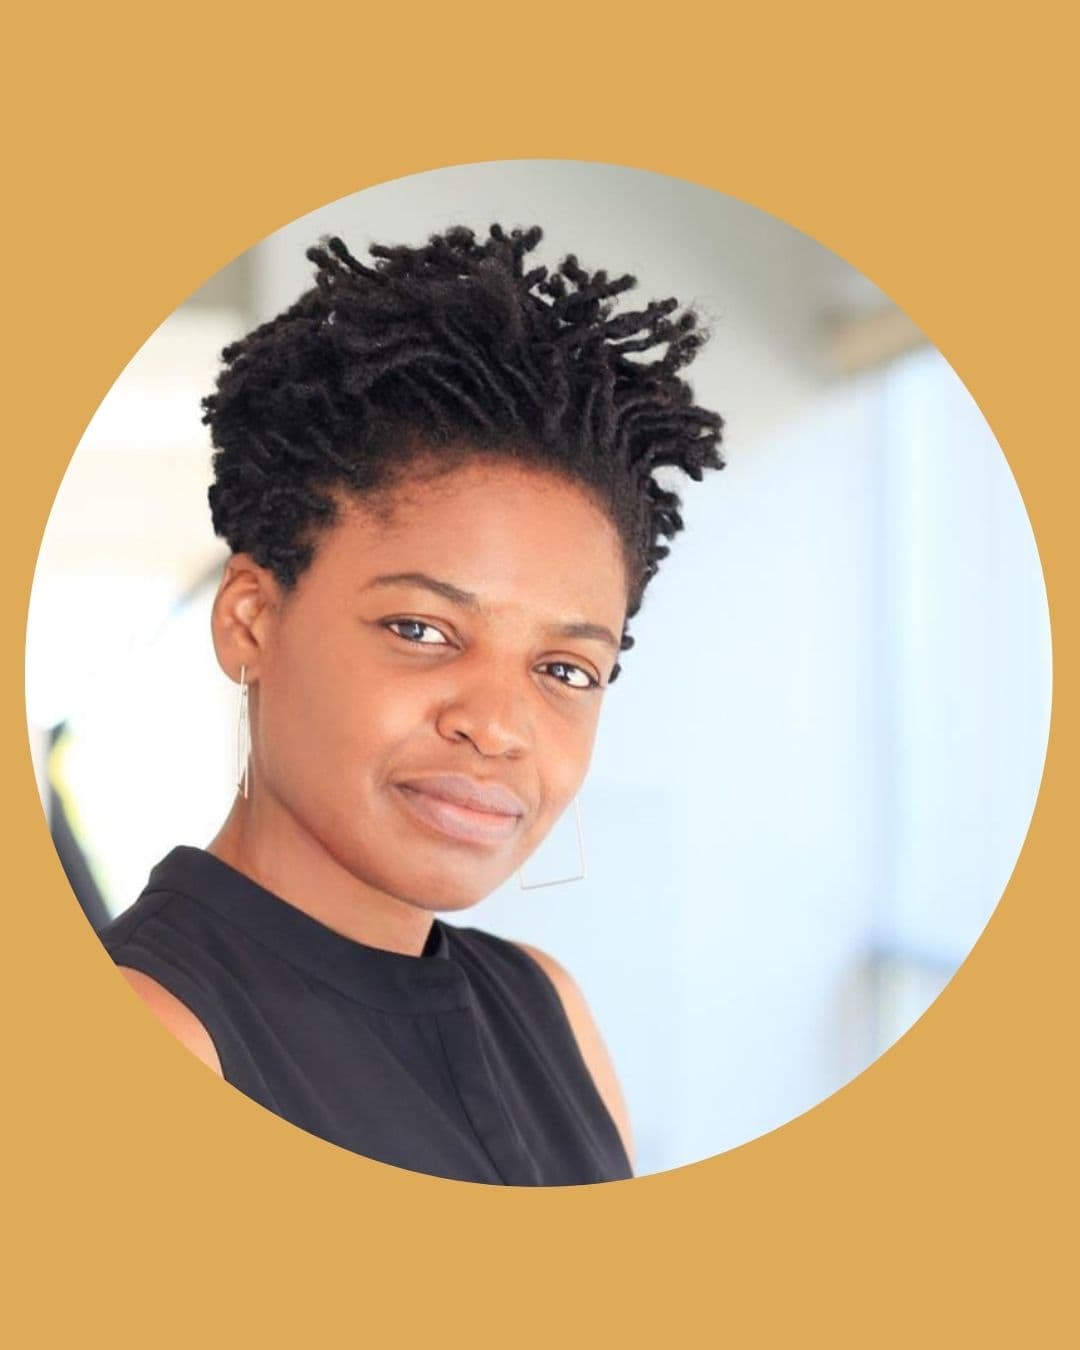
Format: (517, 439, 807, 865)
(117, 966, 223, 1077)
(510, 941, 635, 1171)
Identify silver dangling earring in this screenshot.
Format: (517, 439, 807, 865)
(519, 796, 586, 890)
(236, 664, 251, 799)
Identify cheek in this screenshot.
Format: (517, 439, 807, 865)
(531, 716, 600, 823)
(259, 631, 424, 785)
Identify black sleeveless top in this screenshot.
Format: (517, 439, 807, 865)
(98, 845, 633, 1186)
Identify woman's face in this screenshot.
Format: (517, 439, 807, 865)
(217, 458, 630, 910)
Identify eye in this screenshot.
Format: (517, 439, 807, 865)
(541, 660, 599, 690)
(384, 619, 452, 646)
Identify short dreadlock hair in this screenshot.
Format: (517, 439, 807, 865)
(203, 223, 725, 682)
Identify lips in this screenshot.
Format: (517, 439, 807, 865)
(393, 773, 526, 847)
(395, 774, 527, 817)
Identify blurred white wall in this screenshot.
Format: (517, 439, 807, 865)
(25, 161, 1051, 1177)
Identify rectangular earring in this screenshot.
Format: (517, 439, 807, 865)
(518, 797, 586, 890)
(236, 664, 250, 799)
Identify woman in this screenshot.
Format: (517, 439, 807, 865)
(99, 223, 725, 1185)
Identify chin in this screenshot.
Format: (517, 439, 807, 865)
(391, 862, 513, 911)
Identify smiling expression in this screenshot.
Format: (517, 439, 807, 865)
(214, 456, 630, 911)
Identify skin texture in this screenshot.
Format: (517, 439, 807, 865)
(120, 457, 636, 1169)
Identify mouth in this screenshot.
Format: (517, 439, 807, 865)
(393, 784, 524, 848)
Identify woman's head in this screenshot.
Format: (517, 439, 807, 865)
(212, 459, 629, 907)
(202, 223, 725, 908)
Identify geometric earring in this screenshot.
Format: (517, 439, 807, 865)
(518, 795, 587, 890)
(236, 663, 251, 799)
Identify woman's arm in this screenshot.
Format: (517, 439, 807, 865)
(511, 941, 636, 1172)
(117, 967, 224, 1076)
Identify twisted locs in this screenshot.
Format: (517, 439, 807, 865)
(203, 223, 726, 680)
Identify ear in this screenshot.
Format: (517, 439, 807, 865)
(210, 554, 282, 682)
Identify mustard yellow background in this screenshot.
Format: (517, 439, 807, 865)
(5, 4, 1076, 1343)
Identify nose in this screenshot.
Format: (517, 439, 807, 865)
(434, 667, 532, 758)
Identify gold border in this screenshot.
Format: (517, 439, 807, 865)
(7, 7, 1076, 1341)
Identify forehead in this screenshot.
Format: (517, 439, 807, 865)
(309, 460, 629, 622)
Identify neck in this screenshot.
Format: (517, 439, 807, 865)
(206, 791, 436, 958)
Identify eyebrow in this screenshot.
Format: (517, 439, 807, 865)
(363, 571, 622, 652)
